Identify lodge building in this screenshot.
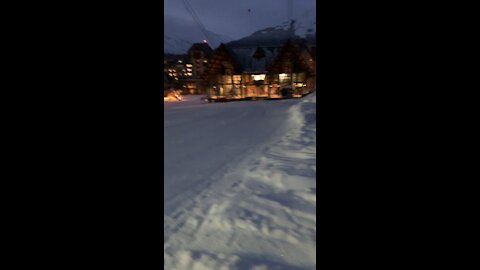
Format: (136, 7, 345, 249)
(205, 39, 316, 101)
(163, 54, 190, 90)
(164, 38, 316, 100)
(163, 43, 213, 95)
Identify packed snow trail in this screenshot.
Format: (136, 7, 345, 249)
(164, 93, 316, 269)
(164, 96, 301, 217)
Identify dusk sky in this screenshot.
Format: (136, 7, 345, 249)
(164, 0, 316, 39)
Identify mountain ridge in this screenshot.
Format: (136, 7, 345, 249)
(164, 11, 315, 54)
(164, 15, 232, 54)
(226, 10, 316, 48)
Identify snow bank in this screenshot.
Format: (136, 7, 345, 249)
(163, 95, 208, 110)
(164, 93, 316, 269)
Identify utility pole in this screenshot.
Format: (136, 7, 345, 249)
(288, 0, 294, 96)
(288, 0, 295, 37)
(288, 0, 292, 26)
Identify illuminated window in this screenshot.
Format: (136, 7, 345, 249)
(252, 74, 265, 81)
(279, 73, 291, 83)
(233, 75, 241, 84)
(222, 75, 230, 83)
(204, 60, 208, 63)
(186, 64, 192, 67)
(178, 60, 183, 63)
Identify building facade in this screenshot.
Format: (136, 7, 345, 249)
(205, 39, 316, 101)
(163, 54, 191, 92)
(185, 43, 213, 94)
(163, 42, 214, 95)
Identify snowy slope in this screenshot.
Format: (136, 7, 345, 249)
(164, 93, 317, 269)
(227, 9, 316, 47)
(270, 8, 316, 38)
(291, 8, 316, 38)
(164, 15, 232, 54)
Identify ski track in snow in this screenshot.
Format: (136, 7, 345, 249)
(164, 93, 316, 270)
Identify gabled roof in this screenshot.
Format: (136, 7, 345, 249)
(208, 38, 313, 75)
(206, 43, 242, 75)
(188, 43, 213, 58)
(267, 39, 315, 75)
(228, 46, 282, 73)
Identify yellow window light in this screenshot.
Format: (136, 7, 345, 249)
(253, 74, 265, 81)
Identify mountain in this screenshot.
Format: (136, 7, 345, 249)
(226, 9, 316, 47)
(164, 15, 233, 54)
(290, 8, 316, 39)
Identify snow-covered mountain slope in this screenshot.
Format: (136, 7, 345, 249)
(291, 8, 316, 38)
(227, 9, 316, 47)
(164, 15, 232, 54)
(271, 8, 316, 38)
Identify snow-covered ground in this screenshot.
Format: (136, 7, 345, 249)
(164, 92, 316, 269)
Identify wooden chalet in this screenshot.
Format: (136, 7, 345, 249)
(163, 43, 214, 95)
(205, 39, 316, 101)
(185, 43, 213, 94)
(163, 54, 190, 91)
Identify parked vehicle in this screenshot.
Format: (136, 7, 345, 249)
(281, 85, 294, 99)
